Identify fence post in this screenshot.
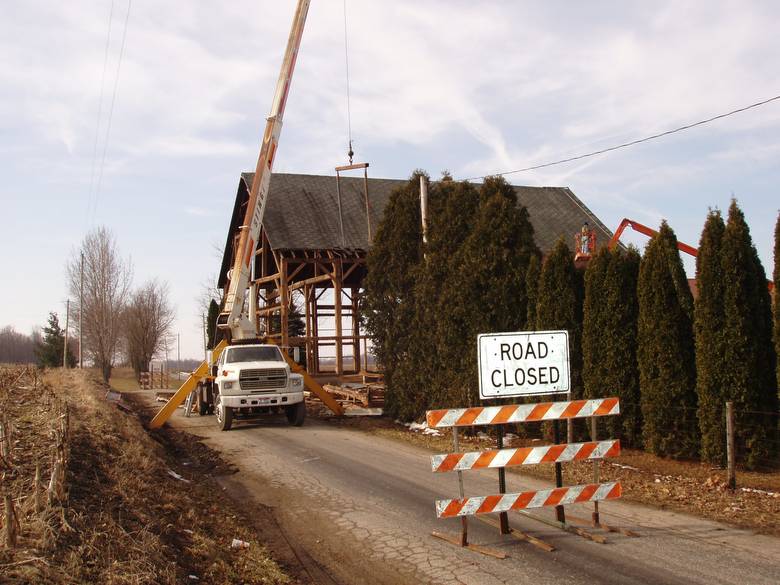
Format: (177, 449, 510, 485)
(726, 401, 736, 490)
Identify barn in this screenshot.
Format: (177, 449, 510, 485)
(218, 172, 612, 379)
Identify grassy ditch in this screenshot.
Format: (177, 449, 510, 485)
(0, 365, 289, 584)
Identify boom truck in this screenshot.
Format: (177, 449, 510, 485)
(150, 0, 344, 431)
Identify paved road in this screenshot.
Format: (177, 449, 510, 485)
(164, 410, 779, 585)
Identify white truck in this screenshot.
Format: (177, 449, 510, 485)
(203, 343, 305, 431)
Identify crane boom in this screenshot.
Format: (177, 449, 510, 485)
(218, 0, 311, 340)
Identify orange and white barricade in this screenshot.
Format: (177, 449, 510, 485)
(427, 397, 624, 554)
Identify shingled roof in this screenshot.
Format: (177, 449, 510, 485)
(219, 172, 613, 286)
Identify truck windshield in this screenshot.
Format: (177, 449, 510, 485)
(225, 346, 283, 363)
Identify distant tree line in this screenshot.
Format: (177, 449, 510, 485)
(3, 228, 175, 380)
(0, 326, 39, 364)
(364, 173, 779, 470)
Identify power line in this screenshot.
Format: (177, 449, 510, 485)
(91, 0, 132, 223)
(85, 0, 115, 226)
(463, 94, 780, 181)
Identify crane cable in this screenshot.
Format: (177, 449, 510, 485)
(342, 0, 354, 164)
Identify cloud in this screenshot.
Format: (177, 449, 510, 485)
(185, 207, 213, 217)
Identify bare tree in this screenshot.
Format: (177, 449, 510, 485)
(67, 227, 133, 382)
(124, 280, 175, 377)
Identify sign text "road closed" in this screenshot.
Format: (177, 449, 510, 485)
(477, 330, 570, 399)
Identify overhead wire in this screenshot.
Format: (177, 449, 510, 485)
(85, 0, 116, 227)
(91, 0, 133, 223)
(463, 94, 780, 181)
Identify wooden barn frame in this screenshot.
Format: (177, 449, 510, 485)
(218, 172, 613, 382)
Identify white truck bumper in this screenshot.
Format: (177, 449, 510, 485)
(221, 391, 304, 409)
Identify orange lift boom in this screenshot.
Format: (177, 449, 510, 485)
(608, 218, 699, 257)
(608, 217, 774, 292)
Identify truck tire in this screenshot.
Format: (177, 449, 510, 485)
(206, 383, 215, 414)
(215, 393, 233, 431)
(286, 402, 306, 427)
(198, 384, 209, 416)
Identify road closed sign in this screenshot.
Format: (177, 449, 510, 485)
(477, 330, 570, 399)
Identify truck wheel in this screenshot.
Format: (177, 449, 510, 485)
(206, 383, 215, 414)
(198, 384, 209, 416)
(286, 402, 306, 427)
(215, 393, 233, 431)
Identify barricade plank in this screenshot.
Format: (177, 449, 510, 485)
(426, 398, 619, 429)
(431, 440, 620, 473)
(435, 482, 622, 518)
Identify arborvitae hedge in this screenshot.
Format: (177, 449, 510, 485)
(536, 238, 584, 399)
(525, 254, 541, 328)
(583, 246, 641, 445)
(448, 176, 539, 407)
(720, 201, 778, 468)
(363, 172, 425, 419)
(637, 222, 699, 458)
(694, 210, 727, 464)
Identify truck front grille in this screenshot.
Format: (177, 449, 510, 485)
(239, 368, 288, 391)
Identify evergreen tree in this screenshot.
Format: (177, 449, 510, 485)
(637, 222, 698, 458)
(412, 177, 480, 413)
(720, 201, 777, 468)
(363, 172, 425, 419)
(451, 176, 539, 407)
(206, 299, 220, 350)
(525, 254, 541, 329)
(694, 209, 727, 464)
(536, 238, 584, 399)
(604, 246, 641, 444)
(35, 312, 75, 368)
(582, 247, 611, 400)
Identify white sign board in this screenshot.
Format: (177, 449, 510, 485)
(477, 330, 570, 399)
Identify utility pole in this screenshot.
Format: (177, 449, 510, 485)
(63, 299, 70, 369)
(79, 252, 84, 368)
(177, 332, 181, 381)
(419, 175, 428, 245)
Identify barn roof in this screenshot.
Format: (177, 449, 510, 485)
(219, 172, 613, 287)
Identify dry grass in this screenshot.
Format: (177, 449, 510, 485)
(0, 366, 289, 584)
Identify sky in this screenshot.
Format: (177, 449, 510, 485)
(1, 1, 779, 359)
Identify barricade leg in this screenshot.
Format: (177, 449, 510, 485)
(496, 424, 510, 535)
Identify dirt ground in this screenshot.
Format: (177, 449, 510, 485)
(320, 412, 780, 536)
(0, 365, 290, 584)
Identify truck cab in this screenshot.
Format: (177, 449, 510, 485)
(212, 343, 305, 431)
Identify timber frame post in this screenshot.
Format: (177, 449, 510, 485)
(247, 225, 377, 379)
